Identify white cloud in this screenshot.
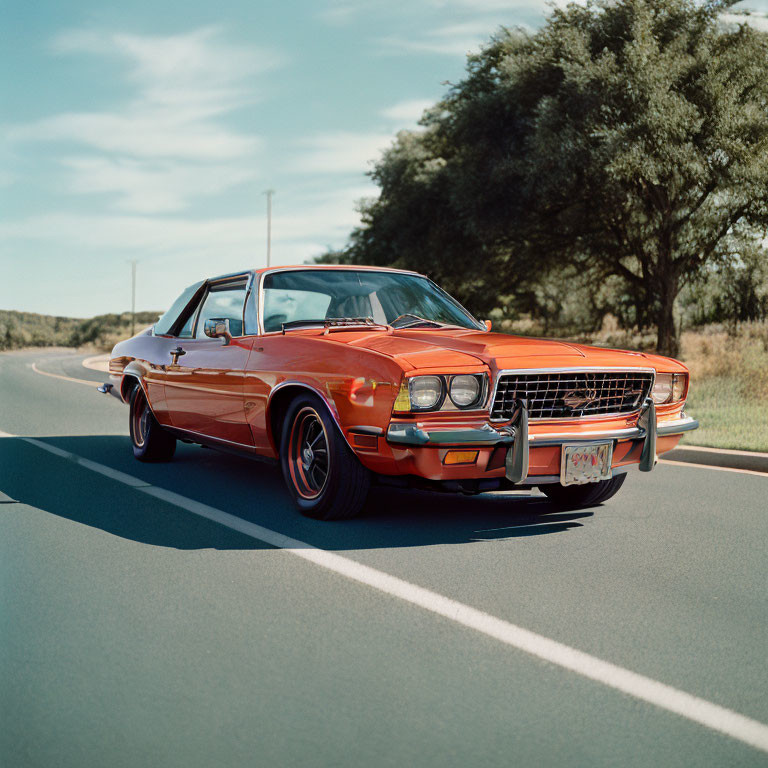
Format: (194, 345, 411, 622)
(60, 156, 256, 213)
(319, 0, 547, 27)
(51, 26, 282, 117)
(0, 184, 377, 262)
(381, 98, 434, 125)
(430, 0, 547, 9)
(6, 27, 283, 213)
(378, 20, 503, 56)
(12, 112, 260, 160)
(293, 132, 395, 174)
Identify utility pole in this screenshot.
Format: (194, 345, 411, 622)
(128, 259, 138, 337)
(264, 189, 275, 267)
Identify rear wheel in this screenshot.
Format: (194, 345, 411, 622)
(129, 384, 176, 462)
(540, 473, 626, 507)
(280, 394, 370, 520)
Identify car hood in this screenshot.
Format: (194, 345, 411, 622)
(337, 329, 654, 371)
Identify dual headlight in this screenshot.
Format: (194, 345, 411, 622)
(651, 372, 688, 405)
(394, 374, 486, 412)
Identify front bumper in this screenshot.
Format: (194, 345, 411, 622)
(386, 400, 698, 485)
(386, 415, 698, 447)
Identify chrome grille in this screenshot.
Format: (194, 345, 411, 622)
(491, 370, 654, 421)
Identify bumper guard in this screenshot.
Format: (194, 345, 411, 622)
(386, 405, 698, 484)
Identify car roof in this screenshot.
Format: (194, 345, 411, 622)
(208, 264, 426, 283)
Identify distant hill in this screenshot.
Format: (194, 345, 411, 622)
(0, 309, 161, 352)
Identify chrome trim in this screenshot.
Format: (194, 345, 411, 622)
(638, 398, 657, 472)
(204, 317, 233, 344)
(657, 416, 698, 436)
(505, 399, 529, 484)
(385, 414, 698, 447)
(387, 422, 515, 446)
(489, 367, 657, 423)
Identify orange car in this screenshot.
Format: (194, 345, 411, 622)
(102, 265, 698, 519)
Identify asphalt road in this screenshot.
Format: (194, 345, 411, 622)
(1, 348, 767, 768)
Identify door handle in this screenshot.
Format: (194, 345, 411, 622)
(170, 346, 186, 365)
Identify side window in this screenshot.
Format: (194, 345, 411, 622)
(154, 280, 204, 336)
(244, 288, 259, 335)
(176, 301, 201, 338)
(195, 285, 247, 338)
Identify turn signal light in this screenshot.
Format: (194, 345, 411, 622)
(443, 450, 479, 465)
(392, 382, 411, 412)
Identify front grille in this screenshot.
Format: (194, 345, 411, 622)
(491, 370, 654, 421)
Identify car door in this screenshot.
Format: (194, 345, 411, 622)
(163, 275, 256, 446)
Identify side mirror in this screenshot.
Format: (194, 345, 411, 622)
(484, 320, 492, 332)
(204, 317, 233, 345)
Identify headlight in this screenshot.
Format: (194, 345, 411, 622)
(673, 373, 687, 402)
(651, 373, 688, 404)
(449, 374, 482, 408)
(409, 376, 443, 410)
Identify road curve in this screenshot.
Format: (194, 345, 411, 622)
(1, 349, 767, 768)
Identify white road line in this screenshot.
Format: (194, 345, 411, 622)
(659, 459, 768, 478)
(17, 435, 768, 754)
(30, 361, 100, 387)
(76, 456, 152, 487)
(677, 445, 768, 459)
(23, 437, 73, 458)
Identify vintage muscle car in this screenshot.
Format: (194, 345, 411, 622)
(102, 265, 698, 519)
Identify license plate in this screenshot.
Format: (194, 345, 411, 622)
(560, 442, 613, 486)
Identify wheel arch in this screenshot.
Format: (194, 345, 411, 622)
(119, 361, 150, 405)
(266, 382, 353, 455)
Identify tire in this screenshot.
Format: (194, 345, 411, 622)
(280, 393, 370, 520)
(540, 473, 626, 508)
(129, 384, 176, 462)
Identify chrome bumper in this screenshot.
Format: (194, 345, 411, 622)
(386, 405, 698, 484)
(386, 414, 698, 447)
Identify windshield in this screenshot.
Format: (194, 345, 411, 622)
(261, 270, 483, 333)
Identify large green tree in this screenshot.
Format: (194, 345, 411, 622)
(337, 0, 768, 355)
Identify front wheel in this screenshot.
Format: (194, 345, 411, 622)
(129, 385, 176, 462)
(539, 473, 626, 508)
(280, 394, 370, 520)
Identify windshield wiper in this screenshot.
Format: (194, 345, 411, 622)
(281, 317, 390, 334)
(390, 313, 447, 329)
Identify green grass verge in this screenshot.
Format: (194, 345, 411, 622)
(684, 376, 768, 452)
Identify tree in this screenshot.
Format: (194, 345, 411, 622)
(340, 0, 768, 355)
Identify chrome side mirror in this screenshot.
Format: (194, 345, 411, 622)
(204, 317, 233, 345)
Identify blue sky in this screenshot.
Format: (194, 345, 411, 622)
(2, 0, 766, 317)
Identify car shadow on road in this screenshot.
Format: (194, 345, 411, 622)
(0, 435, 594, 551)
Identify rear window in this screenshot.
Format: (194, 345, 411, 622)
(154, 281, 204, 336)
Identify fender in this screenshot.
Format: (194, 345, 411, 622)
(266, 380, 356, 454)
(120, 360, 151, 404)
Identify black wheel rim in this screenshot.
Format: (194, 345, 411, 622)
(131, 390, 149, 448)
(288, 407, 329, 500)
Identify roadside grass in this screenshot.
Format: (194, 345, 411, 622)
(679, 324, 768, 452)
(683, 377, 768, 452)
